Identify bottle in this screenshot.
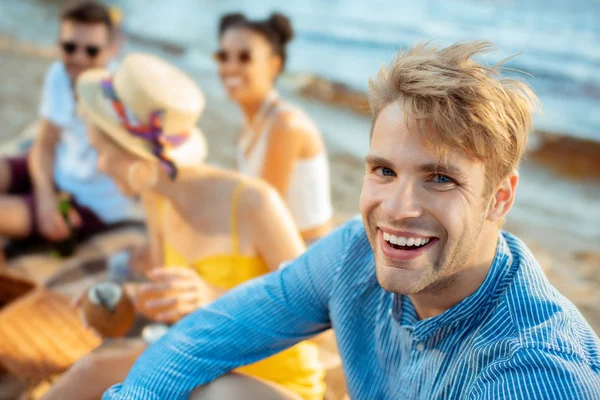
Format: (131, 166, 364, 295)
(54, 192, 77, 257)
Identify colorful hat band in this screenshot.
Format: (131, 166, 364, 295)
(100, 78, 190, 179)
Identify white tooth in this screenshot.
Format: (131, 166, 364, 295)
(407, 238, 415, 246)
(383, 232, 390, 241)
(423, 238, 429, 245)
(414, 238, 422, 246)
(398, 237, 407, 246)
(390, 235, 399, 245)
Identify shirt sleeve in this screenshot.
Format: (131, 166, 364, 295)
(39, 61, 71, 127)
(468, 347, 600, 400)
(102, 221, 356, 400)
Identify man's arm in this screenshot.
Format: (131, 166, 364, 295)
(27, 119, 75, 241)
(103, 222, 356, 400)
(468, 347, 600, 400)
(28, 119, 60, 196)
(28, 62, 80, 240)
(31, 61, 63, 200)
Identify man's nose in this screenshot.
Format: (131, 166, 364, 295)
(70, 47, 89, 64)
(380, 179, 422, 221)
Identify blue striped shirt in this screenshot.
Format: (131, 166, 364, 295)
(104, 219, 600, 399)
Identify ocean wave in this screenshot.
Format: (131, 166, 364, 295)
(296, 27, 600, 90)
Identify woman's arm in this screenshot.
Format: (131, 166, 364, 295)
(41, 340, 146, 400)
(259, 114, 305, 197)
(241, 182, 305, 271)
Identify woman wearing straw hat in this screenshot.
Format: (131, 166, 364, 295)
(41, 53, 325, 400)
(216, 12, 333, 243)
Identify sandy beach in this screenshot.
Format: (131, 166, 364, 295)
(1, 36, 598, 339)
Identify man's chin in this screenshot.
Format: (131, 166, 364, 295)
(65, 65, 86, 80)
(375, 263, 428, 295)
(67, 71, 83, 82)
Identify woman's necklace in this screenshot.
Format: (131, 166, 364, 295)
(240, 91, 279, 152)
(245, 90, 279, 132)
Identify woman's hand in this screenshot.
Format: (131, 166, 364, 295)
(134, 267, 207, 323)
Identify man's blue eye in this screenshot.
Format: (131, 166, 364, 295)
(433, 175, 453, 183)
(381, 167, 394, 177)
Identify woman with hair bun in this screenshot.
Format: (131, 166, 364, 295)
(216, 12, 333, 244)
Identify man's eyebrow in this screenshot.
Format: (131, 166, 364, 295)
(364, 155, 394, 168)
(419, 163, 467, 179)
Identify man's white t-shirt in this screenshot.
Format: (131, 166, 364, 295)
(39, 61, 139, 223)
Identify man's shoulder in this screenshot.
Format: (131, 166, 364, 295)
(324, 216, 377, 289)
(497, 232, 600, 362)
(306, 216, 372, 279)
(44, 61, 69, 86)
(336, 216, 371, 257)
(40, 61, 72, 125)
(340, 215, 367, 238)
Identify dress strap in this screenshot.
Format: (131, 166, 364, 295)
(230, 181, 248, 254)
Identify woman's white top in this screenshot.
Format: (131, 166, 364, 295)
(236, 94, 332, 231)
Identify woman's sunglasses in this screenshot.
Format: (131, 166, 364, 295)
(213, 49, 252, 64)
(61, 41, 102, 58)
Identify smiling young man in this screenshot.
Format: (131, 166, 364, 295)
(103, 42, 600, 400)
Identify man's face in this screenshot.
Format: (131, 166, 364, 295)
(59, 20, 111, 81)
(360, 101, 498, 295)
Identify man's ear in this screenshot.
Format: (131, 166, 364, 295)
(487, 169, 519, 222)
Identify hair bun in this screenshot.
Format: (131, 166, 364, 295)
(219, 12, 247, 35)
(267, 12, 294, 44)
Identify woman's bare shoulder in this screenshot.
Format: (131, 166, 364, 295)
(237, 177, 283, 215)
(270, 105, 324, 155)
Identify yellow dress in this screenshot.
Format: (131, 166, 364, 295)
(162, 182, 325, 400)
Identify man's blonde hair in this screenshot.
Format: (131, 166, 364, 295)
(369, 41, 539, 188)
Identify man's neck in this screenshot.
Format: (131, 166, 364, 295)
(408, 233, 499, 320)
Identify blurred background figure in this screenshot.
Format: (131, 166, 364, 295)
(0, 0, 137, 254)
(216, 12, 333, 244)
(41, 53, 325, 400)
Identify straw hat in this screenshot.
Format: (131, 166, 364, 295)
(77, 53, 207, 178)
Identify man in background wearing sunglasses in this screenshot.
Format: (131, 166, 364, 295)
(0, 1, 137, 247)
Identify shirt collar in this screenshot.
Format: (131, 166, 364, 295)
(392, 232, 517, 341)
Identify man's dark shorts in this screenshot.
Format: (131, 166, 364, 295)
(5, 155, 108, 238)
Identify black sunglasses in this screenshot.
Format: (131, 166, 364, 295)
(61, 41, 102, 58)
(213, 49, 252, 64)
